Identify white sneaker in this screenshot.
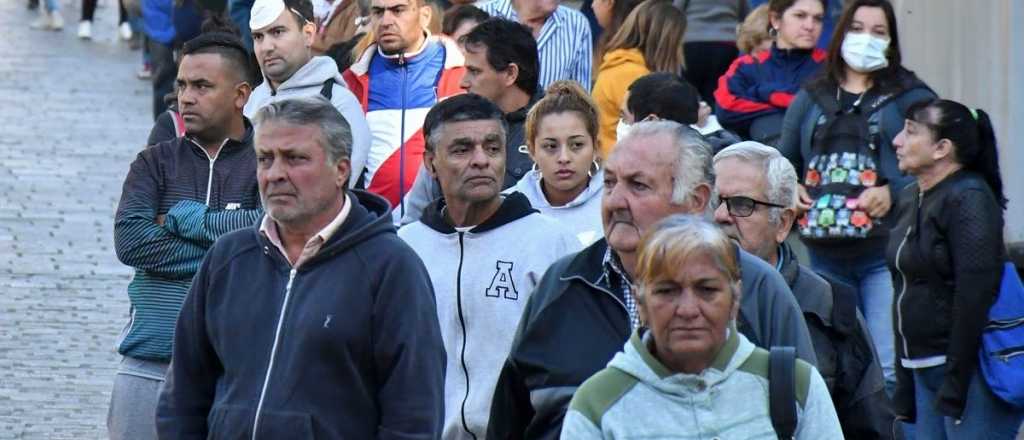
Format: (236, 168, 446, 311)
(30, 10, 51, 29)
(78, 20, 92, 39)
(50, 12, 64, 30)
(119, 22, 133, 40)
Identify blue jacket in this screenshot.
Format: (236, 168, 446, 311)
(142, 0, 175, 44)
(714, 44, 826, 133)
(114, 122, 263, 361)
(156, 190, 447, 439)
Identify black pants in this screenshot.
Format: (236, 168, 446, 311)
(683, 41, 740, 105)
(148, 39, 177, 120)
(82, 0, 96, 21)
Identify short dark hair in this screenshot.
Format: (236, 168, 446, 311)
(442, 5, 489, 35)
(461, 18, 539, 97)
(181, 31, 256, 84)
(284, 0, 315, 28)
(423, 94, 507, 152)
(627, 73, 700, 125)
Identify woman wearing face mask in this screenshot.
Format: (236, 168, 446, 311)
(778, 0, 935, 398)
(887, 99, 1023, 439)
(506, 81, 604, 246)
(713, 0, 826, 144)
(591, 0, 686, 158)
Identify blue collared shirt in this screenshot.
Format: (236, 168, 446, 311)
(479, 0, 593, 90)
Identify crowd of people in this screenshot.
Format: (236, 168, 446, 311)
(101, 0, 1023, 438)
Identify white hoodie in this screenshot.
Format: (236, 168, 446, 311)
(398, 193, 582, 440)
(244, 56, 371, 189)
(506, 169, 604, 246)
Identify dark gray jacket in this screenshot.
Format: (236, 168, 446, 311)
(779, 242, 895, 439)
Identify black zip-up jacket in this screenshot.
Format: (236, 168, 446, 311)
(779, 243, 895, 439)
(887, 169, 1005, 420)
(486, 238, 816, 440)
(156, 190, 447, 439)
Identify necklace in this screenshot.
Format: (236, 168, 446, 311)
(837, 86, 868, 110)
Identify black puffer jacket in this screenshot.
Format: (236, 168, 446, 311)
(887, 169, 1005, 420)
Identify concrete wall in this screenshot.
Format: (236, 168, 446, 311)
(890, 0, 1023, 245)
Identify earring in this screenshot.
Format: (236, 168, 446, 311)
(768, 27, 779, 38)
(532, 163, 542, 180)
(588, 159, 600, 177)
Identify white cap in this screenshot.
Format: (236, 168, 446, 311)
(250, 0, 287, 31)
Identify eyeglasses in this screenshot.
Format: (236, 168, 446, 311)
(718, 196, 786, 218)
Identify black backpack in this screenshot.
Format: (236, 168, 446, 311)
(769, 346, 800, 440)
(797, 88, 896, 245)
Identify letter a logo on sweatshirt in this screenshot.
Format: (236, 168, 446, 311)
(485, 260, 519, 300)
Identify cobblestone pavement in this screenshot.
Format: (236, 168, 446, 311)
(0, 0, 151, 437)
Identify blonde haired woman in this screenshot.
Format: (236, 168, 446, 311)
(592, 0, 686, 157)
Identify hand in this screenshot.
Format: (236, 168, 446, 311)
(795, 184, 813, 214)
(155, 214, 166, 226)
(857, 185, 892, 218)
(697, 101, 712, 127)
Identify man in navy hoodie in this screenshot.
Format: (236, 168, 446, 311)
(156, 95, 446, 439)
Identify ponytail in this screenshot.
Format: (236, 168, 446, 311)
(972, 109, 1007, 209)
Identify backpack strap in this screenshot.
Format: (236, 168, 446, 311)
(769, 346, 798, 440)
(320, 78, 334, 100)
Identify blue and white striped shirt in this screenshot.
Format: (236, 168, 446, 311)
(479, 0, 593, 90)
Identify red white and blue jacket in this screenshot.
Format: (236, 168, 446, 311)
(342, 35, 465, 216)
(714, 44, 826, 132)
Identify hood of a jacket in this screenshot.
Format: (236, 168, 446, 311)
(599, 48, 646, 73)
(608, 327, 751, 397)
(419, 191, 538, 234)
(510, 169, 604, 210)
(256, 189, 395, 269)
(267, 55, 343, 95)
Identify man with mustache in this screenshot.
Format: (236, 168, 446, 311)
(157, 96, 446, 438)
(110, 32, 264, 440)
(342, 0, 466, 221)
(398, 94, 580, 439)
(244, 0, 371, 190)
(487, 121, 815, 439)
(713, 141, 895, 439)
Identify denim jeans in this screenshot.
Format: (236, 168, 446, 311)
(809, 250, 896, 394)
(911, 366, 1024, 439)
(43, 0, 59, 13)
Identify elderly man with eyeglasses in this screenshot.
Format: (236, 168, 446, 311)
(713, 141, 896, 439)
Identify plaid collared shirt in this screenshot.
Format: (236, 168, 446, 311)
(602, 246, 640, 330)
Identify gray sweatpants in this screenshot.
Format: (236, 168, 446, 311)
(107, 357, 168, 440)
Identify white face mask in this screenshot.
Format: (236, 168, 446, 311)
(616, 119, 632, 142)
(841, 32, 890, 73)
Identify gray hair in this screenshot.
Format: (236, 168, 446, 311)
(713, 141, 797, 224)
(253, 95, 353, 164)
(617, 120, 714, 207)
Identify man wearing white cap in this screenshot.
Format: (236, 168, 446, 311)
(244, 0, 372, 190)
(342, 0, 465, 221)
